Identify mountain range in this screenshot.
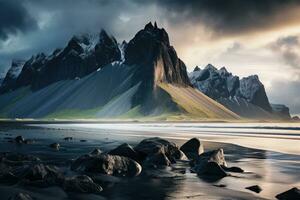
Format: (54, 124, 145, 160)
(189, 65, 290, 119)
(0, 22, 290, 120)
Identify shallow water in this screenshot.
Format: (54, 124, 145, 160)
(0, 122, 299, 200)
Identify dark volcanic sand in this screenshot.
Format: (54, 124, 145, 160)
(0, 122, 299, 200)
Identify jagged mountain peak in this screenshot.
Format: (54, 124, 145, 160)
(218, 66, 229, 75)
(0, 59, 26, 92)
(193, 66, 201, 71)
(205, 63, 217, 70)
(237, 74, 272, 112)
(190, 64, 274, 116)
(8, 59, 26, 78)
(124, 22, 190, 86)
(28, 53, 47, 65)
(99, 29, 117, 45)
(140, 21, 170, 45)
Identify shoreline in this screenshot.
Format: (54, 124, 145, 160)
(0, 118, 298, 124)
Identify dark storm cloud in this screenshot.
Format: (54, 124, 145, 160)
(0, 0, 37, 40)
(269, 35, 300, 70)
(1, 0, 300, 74)
(139, 0, 300, 35)
(0, 0, 146, 73)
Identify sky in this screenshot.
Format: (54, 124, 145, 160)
(0, 0, 300, 114)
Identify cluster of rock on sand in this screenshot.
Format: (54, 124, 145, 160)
(1, 136, 299, 200)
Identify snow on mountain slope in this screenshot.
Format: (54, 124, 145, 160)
(158, 83, 240, 120)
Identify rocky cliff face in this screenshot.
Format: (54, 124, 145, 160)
(189, 64, 290, 119)
(271, 104, 291, 119)
(0, 59, 25, 92)
(123, 22, 191, 113)
(0, 30, 121, 93)
(189, 64, 239, 100)
(125, 22, 190, 86)
(236, 75, 272, 112)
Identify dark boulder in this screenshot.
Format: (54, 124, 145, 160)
(245, 185, 262, 193)
(62, 175, 103, 193)
(108, 143, 140, 161)
(180, 138, 204, 159)
(276, 187, 300, 200)
(134, 137, 182, 164)
(192, 149, 227, 178)
(63, 137, 73, 141)
(49, 143, 60, 150)
(71, 153, 142, 177)
(196, 161, 227, 178)
(144, 152, 171, 167)
(195, 149, 227, 166)
(15, 136, 25, 144)
(15, 164, 62, 187)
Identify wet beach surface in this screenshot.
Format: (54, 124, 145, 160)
(0, 122, 299, 199)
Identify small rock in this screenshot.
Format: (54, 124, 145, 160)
(222, 166, 244, 173)
(63, 175, 103, 193)
(180, 138, 204, 159)
(24, 139, 35, 145)
(63, 137, 73, 141)
(49, 143, 60, 150)
(15, 136, 25, 144)
(276, 187, 300, 200)
(8, 193, 34, 200)
(214, 184, 226, 188)
(246, 185, 262, 193)
(80, 140, 87, 142)
(90, 148, 102, 155)
(109, 143, 140, 161)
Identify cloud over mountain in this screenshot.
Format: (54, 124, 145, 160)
(139, 0, 300, 35)
(0, 0, 37, 40)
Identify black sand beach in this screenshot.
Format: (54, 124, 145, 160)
(0, 122, 299, 200)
